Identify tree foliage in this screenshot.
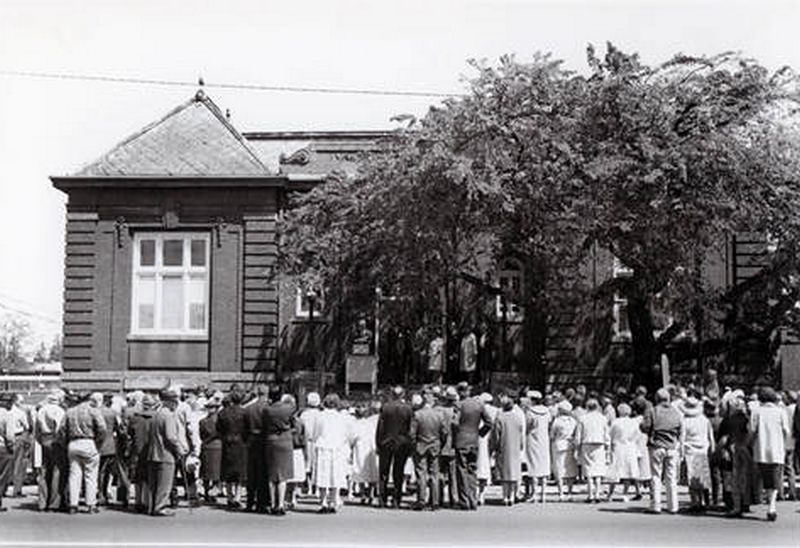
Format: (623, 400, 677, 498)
(277, 43, 800, 387)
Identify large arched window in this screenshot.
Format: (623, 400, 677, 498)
(496, 258, 524, 322)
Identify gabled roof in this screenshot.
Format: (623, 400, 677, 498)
(73, 91, 272, 177)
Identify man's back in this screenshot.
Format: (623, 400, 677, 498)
(410, 406, 445, 454)
(454, 397, 487, 449)
(147, 407, 181, 464)
(377, 400, 413, 450)
(66, 403, 106, 444)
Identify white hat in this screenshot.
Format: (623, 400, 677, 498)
(411, 393, 423, 407)
(479, 392, 493, 403)
(527, 390, 543, 401)
(307, 392, 321, 407)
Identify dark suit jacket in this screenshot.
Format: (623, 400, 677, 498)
(243, 398, 267, 445)
(410, 405, 447, 455)
(453, 397, 492, 450)
(376, 399, 413, 451)
(261, 402, 295, 440)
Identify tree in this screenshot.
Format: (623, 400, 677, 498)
(569, 45, 800, 386)
(0, 315, 32, 370)
(48, 336, 63, 362)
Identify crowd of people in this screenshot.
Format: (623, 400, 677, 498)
(0, 379, 797, 523)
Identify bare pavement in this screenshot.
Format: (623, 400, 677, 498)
(0, 488, 797, 548)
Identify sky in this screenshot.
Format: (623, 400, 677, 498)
(0, 0, 798, 350)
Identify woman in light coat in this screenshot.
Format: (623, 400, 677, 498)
(575, 398, 610, 503)
(680, 396, 715, 513)
(476, 393, 498, 505)
(492, 392, 524, 506)
(524, 391, 552, 503)
(550, 400, 578, 501)
(606, 403, 641, 502)
(750, 387, 790, 521)
(312, 393, 351, 513)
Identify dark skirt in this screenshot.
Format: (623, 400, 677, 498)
(758, 463, 781, 490)
(201, 442, 223, 483)
(264, 434, 294, 483)
(221, 437, 247, 482)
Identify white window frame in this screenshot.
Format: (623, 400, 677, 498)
(496, 258, 524, 322)
(130, 232, 210, 337)
(612, 256, 632, 341)
(295, 287, 324, 319)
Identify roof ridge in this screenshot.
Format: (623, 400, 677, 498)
(195, 91, 271, 173)
(73, 96, 198, 176)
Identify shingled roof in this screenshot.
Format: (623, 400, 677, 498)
(74, 91, 271, 177)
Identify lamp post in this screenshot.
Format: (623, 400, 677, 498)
(307, 287, 317, 373)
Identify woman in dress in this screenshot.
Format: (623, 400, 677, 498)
(312, 393, 351, 513)
(550, 400, 578, 501)
(750, 387, 790, 521)
(349, 402, 380, 504)
(575, 398, 610, 503)
(718, 391, 752, 517)
(198, 397, 223, 503)
(491, 391, 524, 506)
(216, 390, 247, 509)
(680, 395, 715, 512)
(606, 403, 641, 502)
(287, 403, 306, 509)
(524, 390, 552, 503)
(262, 393, 296, 515)
(630, 398, 651, 500)
(476, 393, 498, 505)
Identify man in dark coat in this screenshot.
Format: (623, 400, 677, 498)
(243, 385, 270, 513)
(452, 382, 492, 510)
(97, 394, 130, 507)
(376, 386, 413, 508)
(127, 394, 157, 513)
(146, 388, 185, 517)
(410, 390, 447, 511)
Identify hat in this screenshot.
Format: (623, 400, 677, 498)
(410, 394, 423, 407)
(557, 400, 573, 415)
(205, 397, 222, 409)
(681, 396, 702, 416)
(456, 381, 469, 392)
(479, 392, 493, 403)
(431, 385, 442, 396)
(445, 386, 459, 401)
(160, 387, 180, 401)
(307, 392, 321, 407)
(46, 389, 64, 403)
(141, 394, 158, 410)
(527, 390, 543, 401)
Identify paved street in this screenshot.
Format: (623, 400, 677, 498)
(0, 487, 797, 547)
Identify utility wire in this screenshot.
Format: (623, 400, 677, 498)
(0, 301, 60, 325)
(0, 69, 461, 98)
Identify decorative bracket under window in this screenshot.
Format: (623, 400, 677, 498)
(213, 216, 227, 248)
(114, 217, 128, 249)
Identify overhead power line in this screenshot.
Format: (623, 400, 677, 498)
(0, 300, 60, 325)
(0, 69, 461, 98)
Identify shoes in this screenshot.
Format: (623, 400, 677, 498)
(766, 512, 777, 522)
(87, 506, 100, 514)
(68, 507, 79, 515)
(632, 494, 643, 501)
(153, 510, 175, 517)
(0, 507, 7, 513)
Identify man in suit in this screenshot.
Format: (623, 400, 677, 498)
(410, 390, 447, 511)
(376, 385, 413, 508)
(436, 386, 459, 507)
(452, 382, 492, 510)
(147, 388, 185, 517)
(243, 384, 270, 513)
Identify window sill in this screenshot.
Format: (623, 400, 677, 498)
(127, 333, 209, 343)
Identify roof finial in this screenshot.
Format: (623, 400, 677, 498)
(195, 76, 206, 101)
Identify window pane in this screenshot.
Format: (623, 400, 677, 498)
(187, 275, 207, 330)
(191, 239, 206, 267)
(161, 275, 184, 329)
(140, 239, 155, 267)
(137, 275, 155, 329)
(163, 239, 184, 266)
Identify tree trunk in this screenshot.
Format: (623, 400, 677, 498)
(626, 279, 659, 390)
